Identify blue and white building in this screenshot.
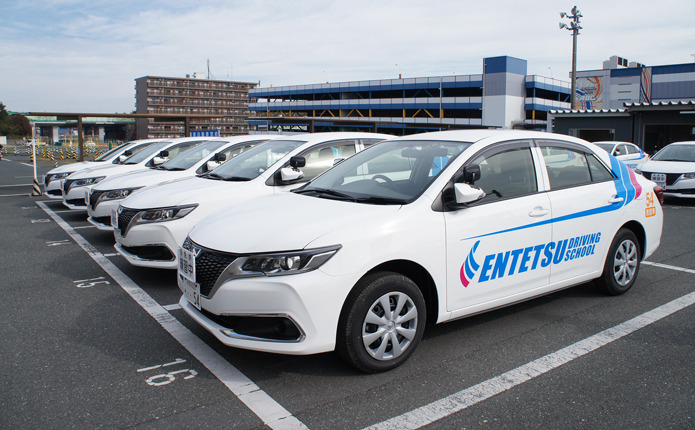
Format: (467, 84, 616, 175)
(551, 56, 695, 152)
(249, 56, 571, 134)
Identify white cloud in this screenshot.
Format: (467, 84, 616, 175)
(1, 0, 693, 112)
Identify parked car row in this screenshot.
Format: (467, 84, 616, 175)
(44, 131, 664, 372)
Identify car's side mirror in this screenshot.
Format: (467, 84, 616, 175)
(159, 150, 169, 158)
(454, 183, 485, 204)
(214, 152, 227, 163)
(280, 167, 304, 183)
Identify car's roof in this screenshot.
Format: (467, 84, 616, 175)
(385, 129, 589, 145)
(666, 141, 695, 146)
(593, 141, 637, 146)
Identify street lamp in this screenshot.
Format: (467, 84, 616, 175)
(559, 6, 582, 109)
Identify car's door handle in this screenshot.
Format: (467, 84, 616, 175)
(608, 196, 624, 203)
(529, 207, 549, 217)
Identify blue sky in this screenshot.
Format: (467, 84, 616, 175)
(1, 0, 693, 113)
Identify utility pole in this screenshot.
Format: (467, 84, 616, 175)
(560, 6, 583, 109)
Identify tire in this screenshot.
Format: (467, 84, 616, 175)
(597, 228, 641, 296)
(337, 271, 426, 373)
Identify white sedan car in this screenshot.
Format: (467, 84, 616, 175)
(86, 135, 277, 231)
(177, 129, 663, 373)
(635, 140, 695, 198)
(114, 132, 390, 269)
(593, 141, 649, 169)
(43, 139, 162, 198)
(61, 137, 207, 209)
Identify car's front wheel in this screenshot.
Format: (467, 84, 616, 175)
(597, 228, 641, 295)
(337, 271, 426, 373)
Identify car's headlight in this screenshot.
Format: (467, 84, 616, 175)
(73, 176, 105, 187)
(51, 172, 73, 180)
(99, 187, 143, 202)
(136, 204, 198, 224)
(228, 245, 341, 278)
(681, 172, 695, 180)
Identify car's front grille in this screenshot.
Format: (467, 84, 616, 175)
(89, 190, 106, 210)
(121, 244, 174, 261)
(91, 216, 111, 227)
(183, 237, 239, 297)
(117, 208, 139, 233)
(66, 198, 86, 207)
(642, 171, 682, 186)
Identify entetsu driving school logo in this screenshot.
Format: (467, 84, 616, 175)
(460, 153, 641, 287)
(460, 233, 602, 287)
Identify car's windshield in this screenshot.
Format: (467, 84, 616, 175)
(122, 141, 172, 164)
(159, 140, 227, 170)
(95, 142, 129, 161)
(651, 144, 695, 162)
(206, 140, 306, 180)
(296, 140, 472, 204)
(594, 143, 614, 153)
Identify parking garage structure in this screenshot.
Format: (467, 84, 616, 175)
(249, 56, 571, 134)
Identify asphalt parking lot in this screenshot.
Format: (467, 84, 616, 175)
(1, 154, 693, 429)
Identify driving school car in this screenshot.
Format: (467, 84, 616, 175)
(86, 135, 276, 230)
(61, 137, 206, 210)
(113, 132, 390, 269)
(594, 141, 649, 169)
(43, 139, 162, 198)
(177, 129, 663, 373)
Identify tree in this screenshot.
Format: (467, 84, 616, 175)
(0, 101, 30, 137)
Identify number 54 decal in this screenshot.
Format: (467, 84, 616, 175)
(645, 191, 657, 217)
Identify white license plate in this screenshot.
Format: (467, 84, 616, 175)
(179, 247, 196, 284)
(651, 173, 667, 188)
(179, 275, 201, 310)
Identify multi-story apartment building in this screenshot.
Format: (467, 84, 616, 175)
(135, 75, 257, 138)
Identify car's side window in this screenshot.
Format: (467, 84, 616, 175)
(586, 154, 615, 182)
(626, 145, 639, 154)
(468, 146, 537, 203)
(541, 144, 614, 189)
(298, 140, 358, 182)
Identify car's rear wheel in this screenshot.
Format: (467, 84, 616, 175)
(597, 228, 641, 295)
(337, 271, 426, 373)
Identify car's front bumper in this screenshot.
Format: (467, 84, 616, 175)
(114, 217, 194, 269)
(178, 268, 358, 355)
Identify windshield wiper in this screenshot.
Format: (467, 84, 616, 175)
(352, 196, 407, 205)
(294, 188, 356, 201)
(222, 176, 251, 182)
(204, 172, 225, 180)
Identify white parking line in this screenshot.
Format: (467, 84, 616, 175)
(0, 193, 31, 197)
(642, 260, 695, 274)
(366, 265, 695, 430)
(0, 183, 33, 187)
(37, 201, 308, 430)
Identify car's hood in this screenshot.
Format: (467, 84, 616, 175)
(47, 161, 102, 174)
(189, 192, 402, 254)
(639, 160, 695, 174)
(121, 176, 263, 209)
(68, 164, 147, 180)
(92, 168, 188, 191)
